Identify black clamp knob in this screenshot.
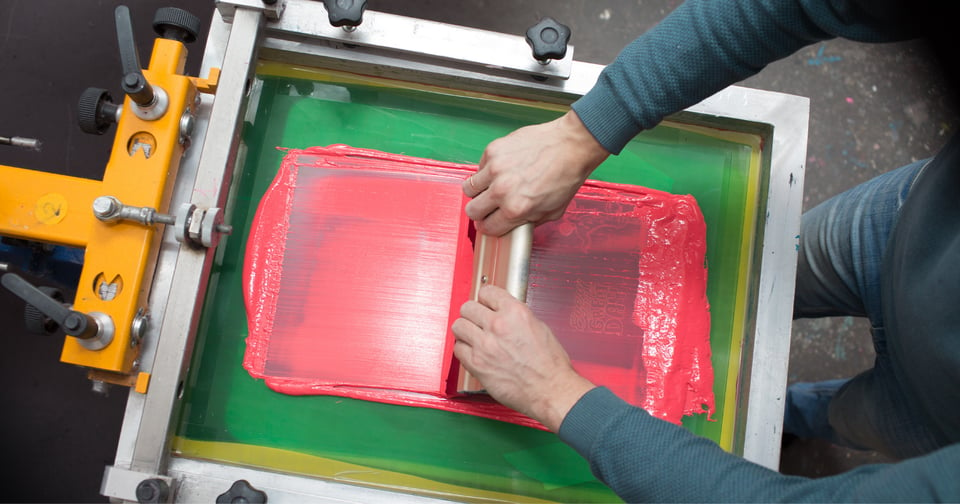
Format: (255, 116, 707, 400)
(216, 480, 267, 504)
(525, 17, 571, 63)
(153, 7, 202, 44)
(323, 0, 367, 29)
(24, 286, 65, 335)
(135, 478, 170, 504)
(115, 5, 157, 108)
(78, 87, 120, 135)
(2, 273, 101, 340)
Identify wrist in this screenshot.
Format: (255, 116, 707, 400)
(558, 110, 611, 177)
(533, 370, 596, 432)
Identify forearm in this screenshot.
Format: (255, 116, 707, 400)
(559, 387, 960, 502)
(574, 0, 913, 154)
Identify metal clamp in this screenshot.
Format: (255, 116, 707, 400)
(92, 196, 233, 249)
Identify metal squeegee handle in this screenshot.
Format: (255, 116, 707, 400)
(472, 223, 534, 303)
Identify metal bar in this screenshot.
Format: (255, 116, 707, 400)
(108, 11, 235, 478)
(740, 93, 808, 469)
(258, 37, 595, 105)
(168, 457, 454, 503)
(127, 6, 264, 476)
(264, 1, 574, 80)
(682, 88, 810, 469)
(0, 165, 100, 248)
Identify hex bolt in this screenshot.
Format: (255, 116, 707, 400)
(92, 196, 121, 220)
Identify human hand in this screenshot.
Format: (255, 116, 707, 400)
(463, 110, 610, 237)
(452, 285, 596, 432)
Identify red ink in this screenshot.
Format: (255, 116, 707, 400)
(244, 145, 713, 429)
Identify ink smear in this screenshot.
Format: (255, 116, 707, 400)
(243, 145, 714, 428)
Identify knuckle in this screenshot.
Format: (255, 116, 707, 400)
(488, 315, 509, 336)
(504, 301, 527, 321)
(501, 198, 532, 220)
(481, 150, 500, 172)
(486, 181, 507, 199)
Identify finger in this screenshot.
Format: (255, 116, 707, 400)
(459, 300, 492, 328)
(451, 317, 483, 346)
(476, 208, 523, 237)
(463, 168, 492, 198)
(464, 189, 498, 222)
(452, 339, 474, 368)
(477, 284, 519, 312)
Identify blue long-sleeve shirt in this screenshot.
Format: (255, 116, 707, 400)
(561, 387, 960, 502)
(572, 0, 916, 154)
(560, 0, 960, 501)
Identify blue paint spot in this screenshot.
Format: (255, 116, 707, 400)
(807, 44, 842, 66)
(834, 334, 847, 360)
(889, 121, 903, 142)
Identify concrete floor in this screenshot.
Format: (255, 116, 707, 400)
(1, 0, 957, 501)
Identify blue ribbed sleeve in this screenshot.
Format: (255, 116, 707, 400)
(572, 0, 915, 154)
(559, 387, 960, 502)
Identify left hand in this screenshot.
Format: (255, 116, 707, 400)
(462, 111, 610, 237)
(452, 285, 595, 432)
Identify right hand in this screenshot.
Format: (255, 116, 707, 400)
(463, 110, 610, 236)
(452, 285, 596, 432)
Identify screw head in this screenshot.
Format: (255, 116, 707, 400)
(92, 196, 120, 220)
(136, 478, 170, 503)
(179, 111, 195, 146)
(131, 311, 148, 347)
(63, 313, 84, 332)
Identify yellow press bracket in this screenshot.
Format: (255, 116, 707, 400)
(0, 5, 225, 391)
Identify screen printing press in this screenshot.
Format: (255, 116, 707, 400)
(0, 1, 809, 502)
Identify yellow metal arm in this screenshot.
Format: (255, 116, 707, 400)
(0, 33, 220, 389)
(0, 167, 100, 248)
